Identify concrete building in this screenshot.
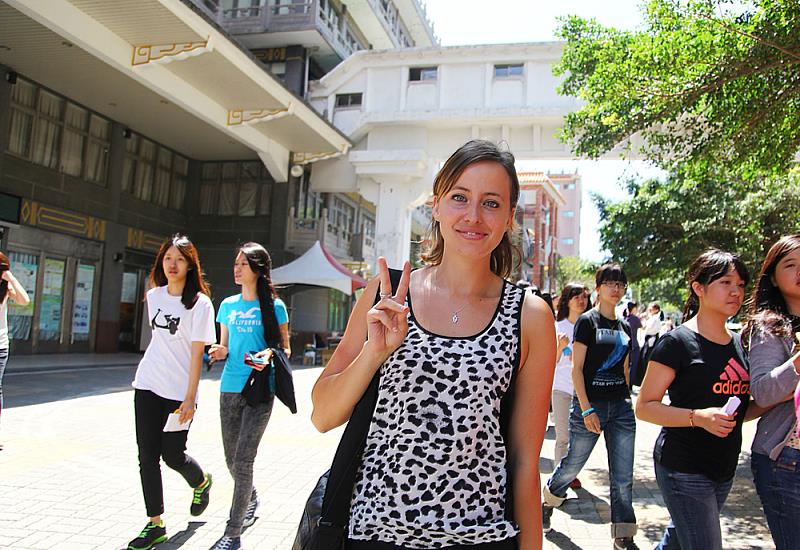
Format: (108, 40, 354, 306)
(549, 171, 581, 258)
(517, 171, 564, 292)
(0, 0, 434, 355)
(306, 42, 585, 268)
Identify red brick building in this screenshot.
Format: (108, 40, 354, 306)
(517, 172, 566, 292)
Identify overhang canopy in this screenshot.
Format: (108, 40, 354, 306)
(1, 0, 351, 180)
(271, 241, 367, 296)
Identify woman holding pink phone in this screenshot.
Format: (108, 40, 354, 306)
(208, 242, 290, 550)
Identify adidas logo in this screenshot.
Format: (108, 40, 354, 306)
(712, 358, 750, 395)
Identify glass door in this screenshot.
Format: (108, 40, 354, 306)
(119, 267, 145, 351)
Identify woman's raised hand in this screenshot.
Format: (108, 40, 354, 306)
(365, 257, 411, 360)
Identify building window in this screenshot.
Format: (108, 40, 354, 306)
(565, 182, 576, 190)
(494, 64, 524, 78)
(295, 170, 323, 220)
(563, 210, 575, 218)
(200, 161, 274, 217)
(330, 196, 355, 241)
(123, 131, 189, 210)
(562, 238, 574, 245)
(409, 67, 437, 82)
(7, 77, 110, 184)
(268, 62, 286, 79)
(335, 93, 363, 109)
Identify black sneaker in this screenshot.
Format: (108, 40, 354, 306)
(613, 538, 640, 550)
(242, 488, 260, 528)
(191, 473, 212, 516)
(542, 504, 553, 533)
(209, 535, 241, 550)
(127, 522, 167, 550)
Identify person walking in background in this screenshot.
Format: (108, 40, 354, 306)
(632, 302, 662, 387)
(207, 242, 291, 550)
(624, 302, 642, 388)
(312, 140, 557, 549)
(543, 264, 638, 550)
(552, 283, 590, 490)
(636, 249, 752, 550)
(743, 235, 800, 550)
(128, 235, 217, 550)
(0, 251, 30, 450)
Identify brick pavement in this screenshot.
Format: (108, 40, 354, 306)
(0, 368, 773, 549)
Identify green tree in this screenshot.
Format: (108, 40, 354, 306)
(555, 0, 800, 177)
(555, 256, 596, 291)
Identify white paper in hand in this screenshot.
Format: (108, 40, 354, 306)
(722, 396, 741, 417)
(163, 412, 191, 432)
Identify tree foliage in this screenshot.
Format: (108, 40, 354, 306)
(555, 0, 800, 177)
(555, 255, 597, 292)
(556, 0, 800, 297)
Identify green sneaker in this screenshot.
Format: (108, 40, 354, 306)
(127, 522, 167, 550)
(191, 473, 212, 516)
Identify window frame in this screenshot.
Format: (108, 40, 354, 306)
(334, 93, 363, 109)
(409, 66, 438, 82)
(493, 63, 524, 78)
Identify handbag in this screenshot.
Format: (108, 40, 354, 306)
(292, 269, 401, 550)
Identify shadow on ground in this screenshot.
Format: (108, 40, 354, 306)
(4, 365, 222, 409)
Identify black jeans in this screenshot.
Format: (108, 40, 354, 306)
(134, 389, 205, 517)
(347, 538, 518, 550)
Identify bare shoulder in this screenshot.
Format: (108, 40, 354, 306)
(520, 292, 555, 332)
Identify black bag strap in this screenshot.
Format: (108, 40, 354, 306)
(319, 268, 404, 527)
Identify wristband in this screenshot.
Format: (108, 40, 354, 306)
(688, 409, 695, 428)
(581, 407, 595, 418)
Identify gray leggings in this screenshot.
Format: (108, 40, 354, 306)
(220, 392, 274, 537)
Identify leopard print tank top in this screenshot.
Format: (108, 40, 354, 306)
(348, 281, 526, 548)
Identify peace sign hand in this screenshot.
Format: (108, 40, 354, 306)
(365, 257, 411, 361)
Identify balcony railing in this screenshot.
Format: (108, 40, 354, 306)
(198, 1, 366, 60)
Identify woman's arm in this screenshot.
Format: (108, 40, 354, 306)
(636, 361, 736, 437)
(208, 325, 229, 362)
(3, 271, 30, 306)
(749, 328, 800, 407)
(179, 340, 205, 424)
(279, 322, 291, 356)
(512, 294, 556, 550)
(311, 260, 410, 432)
(571, 342, 600, 434)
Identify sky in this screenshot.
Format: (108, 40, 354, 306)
(422, 0, 666, 261)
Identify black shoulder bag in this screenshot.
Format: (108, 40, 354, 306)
(292, 268, 402, 550)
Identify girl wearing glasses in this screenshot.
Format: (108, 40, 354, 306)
(543, 264, 638, 550)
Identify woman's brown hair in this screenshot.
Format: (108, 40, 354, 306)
(420, 140, 520, 278)
(0, 252, 9, 304)
(742, 234, 800, 343)
(150, 234, 210, 309)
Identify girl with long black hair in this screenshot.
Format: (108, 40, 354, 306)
(207, 242, 290, 550)
(636, 249, 752, 550)
(128, 234, 216, 550)
(742, 235, 800, 550)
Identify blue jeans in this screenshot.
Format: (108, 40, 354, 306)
(654, 461, 733, 550)
(544, 397, 637, 538)
(751, 448, 800, 550)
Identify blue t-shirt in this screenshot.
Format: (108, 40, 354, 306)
(217, 295, 288, 393)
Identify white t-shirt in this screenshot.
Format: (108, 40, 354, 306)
(553, 318, 575, 395)
(0, 300, 8, 349)
(132, 286, 216, 402)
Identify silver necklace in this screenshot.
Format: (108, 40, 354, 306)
(433, 269, 471, 324)
(451, 303, 469, 324)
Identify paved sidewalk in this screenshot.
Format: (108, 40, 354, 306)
(0, 368, 773, 549)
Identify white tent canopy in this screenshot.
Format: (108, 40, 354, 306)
(271, 241, 367, 295)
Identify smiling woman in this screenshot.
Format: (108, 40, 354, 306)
(310, 140, 556, 550)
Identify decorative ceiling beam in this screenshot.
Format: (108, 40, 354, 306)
(227, 106, 291, 126)
(132, 38, 212, 66)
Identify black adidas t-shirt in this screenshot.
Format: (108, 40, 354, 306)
(574, 309, 631, 402)
(649, 325, 750, 482)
